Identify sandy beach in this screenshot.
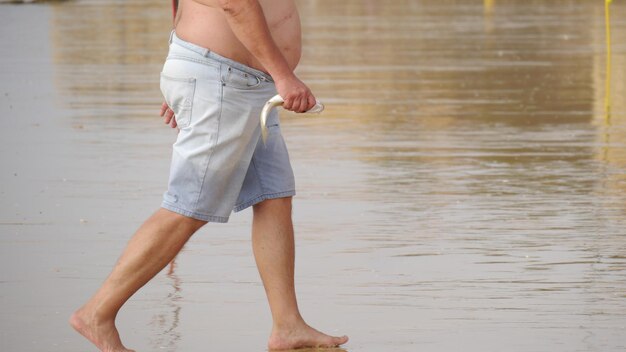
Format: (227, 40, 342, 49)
(1, 1, 625, 351)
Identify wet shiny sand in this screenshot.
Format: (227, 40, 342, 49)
(1, 0, 625, 351)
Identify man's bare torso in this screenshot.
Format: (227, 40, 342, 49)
(174, 0, 302, 73)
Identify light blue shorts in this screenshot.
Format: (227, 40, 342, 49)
(159, 32, 295, 223)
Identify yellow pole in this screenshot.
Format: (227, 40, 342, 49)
(604, 0, 612, 123)
(484, 0, 495, 15)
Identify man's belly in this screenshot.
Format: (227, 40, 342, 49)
(175, 0, 302, 73)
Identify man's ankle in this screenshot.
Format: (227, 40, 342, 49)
(76, 303, 117, 324)
(272, 313, 306, 330)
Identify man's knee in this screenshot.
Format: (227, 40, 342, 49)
(253, 196, 293, 214)
(157, 208, 207, 232)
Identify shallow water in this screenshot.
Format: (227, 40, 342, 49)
(1, 0, 625, 351)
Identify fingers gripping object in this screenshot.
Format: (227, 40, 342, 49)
(260, 94, 324, 144)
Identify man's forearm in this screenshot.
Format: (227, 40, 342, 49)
(217, 0, 294, 80)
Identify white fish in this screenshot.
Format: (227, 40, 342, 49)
(260, 94, 324, 144)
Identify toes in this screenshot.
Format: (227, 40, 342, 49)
(316, 335, 348, 348)
(328, 335, 349, 347)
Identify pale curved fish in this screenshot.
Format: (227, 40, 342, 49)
(260, 94, 324, 144)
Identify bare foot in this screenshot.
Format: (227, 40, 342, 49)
(268, 321, 349, 350)
(69, 308, 135, 352)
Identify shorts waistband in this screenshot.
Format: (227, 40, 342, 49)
(169, 30, 274, 83)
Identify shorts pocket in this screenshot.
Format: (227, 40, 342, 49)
(223, 67, 261, 90)
(160, 73, 197, 128)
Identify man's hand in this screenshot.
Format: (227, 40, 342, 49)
(159, 102, 178, 128)
(275, 74, 316, 113)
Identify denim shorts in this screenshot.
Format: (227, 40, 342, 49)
(159, 32, 295, 223)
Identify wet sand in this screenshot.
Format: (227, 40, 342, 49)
(1, 0, 625, 351)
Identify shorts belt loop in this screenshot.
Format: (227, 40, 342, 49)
(169, 30, 175, 44)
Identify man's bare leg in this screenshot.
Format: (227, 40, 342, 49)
(69, 208, 206, 352)
(252, 197, 349, 350)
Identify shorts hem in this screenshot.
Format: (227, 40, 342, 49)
(161, 201, 229, 223)
(234, 190, 296, 212)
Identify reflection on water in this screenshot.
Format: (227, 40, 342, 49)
(49, 0, 170, 118)
(148, 260, 181, 352)
(41, 0, 626, 351)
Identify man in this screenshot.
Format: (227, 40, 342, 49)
(69, 0, 349, 351)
